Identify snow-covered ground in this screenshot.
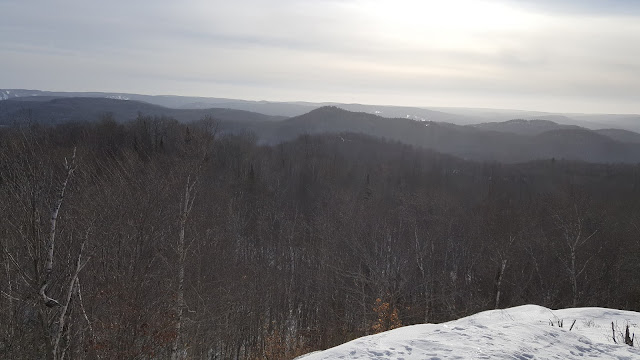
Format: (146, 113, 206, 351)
(297, 305, 640, 359)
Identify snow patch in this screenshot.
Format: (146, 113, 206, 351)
(297, 305, 640, 360)
(107, 95, 130, 100)
(404, 114, 428, 122)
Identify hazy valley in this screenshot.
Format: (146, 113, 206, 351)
(2, 89, 640, 359)
(3, 90, 640, 164)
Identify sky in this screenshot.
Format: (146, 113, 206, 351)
(1, 0, 639, 114)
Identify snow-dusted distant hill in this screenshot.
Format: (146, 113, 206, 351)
(297, 305, 640, 360)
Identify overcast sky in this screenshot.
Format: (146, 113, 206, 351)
(1, 0, 639, 113)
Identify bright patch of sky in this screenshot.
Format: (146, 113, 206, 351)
(1, 0, 639, 113)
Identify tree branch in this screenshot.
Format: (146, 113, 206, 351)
(40, 147, 76, 308)
(52, 239, 89, 360)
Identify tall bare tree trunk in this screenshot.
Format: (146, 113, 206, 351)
(53, 240, 89, 360)
(570, 248, 578, 308)
(3, 238, 14, 338)
(554, 206, 598, 308)
(40, 148, 76, 308)
(171, 176, 197, 360)
(495, 259, 507, 309)
(414, 228, 431, 323)
(36, 148, 77, 360)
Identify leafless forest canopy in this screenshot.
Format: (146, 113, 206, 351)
(2, 115, 640, 359)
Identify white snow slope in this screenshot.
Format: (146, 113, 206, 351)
(297, 305, 640, 359)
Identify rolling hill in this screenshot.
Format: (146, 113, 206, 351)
(0, 97, 285, 125)
(5, 89, 639, 132)
(263, 106, 640, 163)
(2, 96, 640, 163)
(472, 119, 582, 136)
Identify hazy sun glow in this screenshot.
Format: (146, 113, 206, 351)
(359, 0, 545, 51)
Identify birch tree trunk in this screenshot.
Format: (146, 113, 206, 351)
(554, 206, 598, 308)
(52, 240, 89, 360)
(171, 176, 197, 360)
(40, 148, 76, 309)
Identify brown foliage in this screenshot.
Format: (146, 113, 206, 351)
(372, 298, 403, 334)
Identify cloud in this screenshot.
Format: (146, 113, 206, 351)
(1, 0, 639, 113)
(500, 0, 640, 15)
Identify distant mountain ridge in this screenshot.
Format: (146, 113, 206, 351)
(594, 128, 640, 144)
(471, 119, 640, 145)
(3, 88, 639, 132)
(0, 97, 285, 125)
(472, 119, 582, 135)
(263, 106, 640, 163)
(2, 94, 640, 163)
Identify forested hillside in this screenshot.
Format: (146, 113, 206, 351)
(2, 116, 640, 359)
(0, 97, 285, 125)
(4, 98, 640, 164)
(265, 107, 640, 163)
